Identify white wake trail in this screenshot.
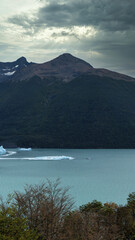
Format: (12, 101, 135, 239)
(2, 151, 17, 157)
(0, 155, 74, 161)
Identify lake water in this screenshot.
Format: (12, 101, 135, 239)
(0, 148, 135, 207)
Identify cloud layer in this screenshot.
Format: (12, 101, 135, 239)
(9, 0, 135, 31)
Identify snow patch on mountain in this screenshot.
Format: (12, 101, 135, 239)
(4, 71, 16, 76)
(3, 69, 10, 71)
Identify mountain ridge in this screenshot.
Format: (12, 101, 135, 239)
(0, 53, 134, 83)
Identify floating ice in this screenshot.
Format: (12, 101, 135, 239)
(18, 148, 32, 151)
(0, 146, 6, 155)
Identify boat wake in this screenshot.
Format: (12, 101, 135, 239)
(2, 151, 17, 157)
(0, 155, 74, 161)
(26, 156, 74, 161)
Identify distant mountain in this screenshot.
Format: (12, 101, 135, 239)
(0, 53, 135, 148)
(0, 53, 134, 83)
(7, 53, 94, 82)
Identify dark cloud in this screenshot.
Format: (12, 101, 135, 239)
(9, 15, 32, 28)
(37, 0, 135, 31)
(8, 0, 135, 31)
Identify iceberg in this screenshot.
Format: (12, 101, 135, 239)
(0, 146, 6, 155)
(18, 147, 32, 151)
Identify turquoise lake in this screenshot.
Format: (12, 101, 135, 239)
(0, 148, 135, 207)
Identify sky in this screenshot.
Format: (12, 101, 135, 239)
(0, 0, 135, 77)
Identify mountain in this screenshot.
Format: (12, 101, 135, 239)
(8, 53, 94, 82)
(0, 57, 32, 82)
(0, 53, 135, 148)
(1, 53, 134, 83)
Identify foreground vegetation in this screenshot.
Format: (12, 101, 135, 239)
(1, 180, 135, 239)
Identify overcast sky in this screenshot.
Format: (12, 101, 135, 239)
(0, 0, 135, 76)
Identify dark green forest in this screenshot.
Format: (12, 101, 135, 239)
(1, 180, 135, 240)
(1, 74, 135, 148)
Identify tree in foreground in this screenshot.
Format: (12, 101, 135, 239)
(2, 181, 135, 240)
(63, 200, 120, 240)
(13, 179, 74, 240)
(0, 201, 38, 240)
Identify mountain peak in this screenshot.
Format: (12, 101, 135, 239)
(50, 53, 93, 69)
(60, 53, 73, 57)
(58, 53, 75, 59)
(16, 56, 28, 64)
